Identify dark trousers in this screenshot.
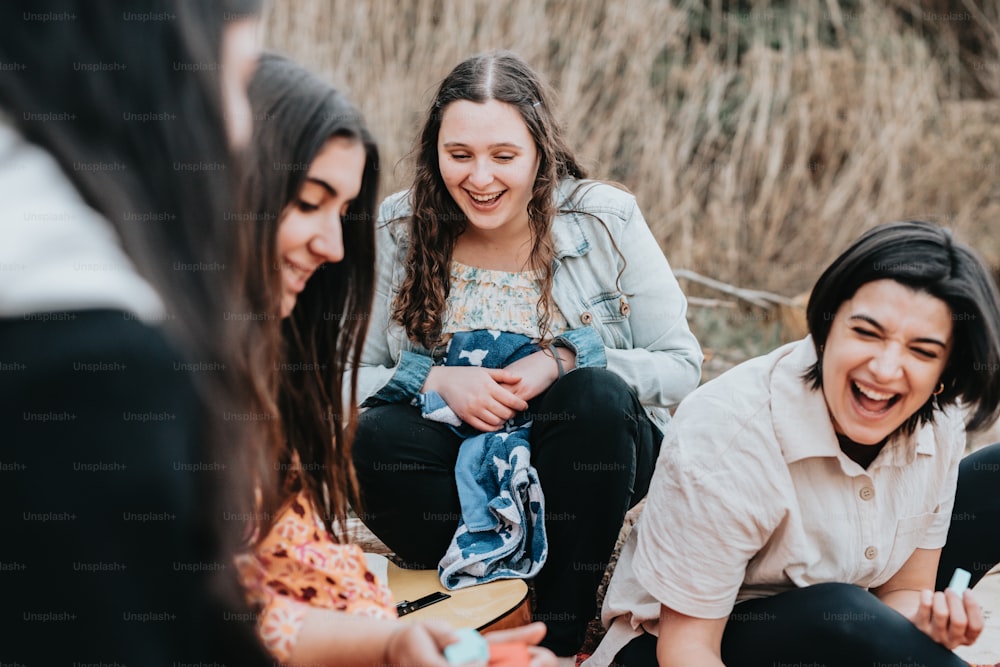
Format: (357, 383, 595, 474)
(614, 442, 1000, 667)
(352, 368, 662, 656)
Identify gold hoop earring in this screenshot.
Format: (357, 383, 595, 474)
(933, 383, 944, 396)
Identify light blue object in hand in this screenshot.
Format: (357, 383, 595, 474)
(947, 567, 972, 596)
(445, 628, 489, 665)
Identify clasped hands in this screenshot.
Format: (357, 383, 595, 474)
(422, 349, 574, 432)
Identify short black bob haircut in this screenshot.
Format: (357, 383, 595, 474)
(804, 220, 1000, 435)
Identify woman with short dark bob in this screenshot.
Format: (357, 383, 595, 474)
(588, 220, 1000, 667)
(350, 50, 703, 657)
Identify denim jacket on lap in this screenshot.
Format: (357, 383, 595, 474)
(351, 178, 703, 431)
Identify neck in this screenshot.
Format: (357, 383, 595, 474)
(454, 224, 535, 271)
(836, 433, 888, 469)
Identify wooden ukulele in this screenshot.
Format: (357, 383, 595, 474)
(382, 558, 531, 632)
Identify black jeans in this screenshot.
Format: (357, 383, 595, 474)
(352, 368, 662, 656)
(614, 442, 1000, 667)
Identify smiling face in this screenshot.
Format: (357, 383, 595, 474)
(821, 279, 954, 445)
(277, 136, 366, 318)
(437, 99, 540, 240)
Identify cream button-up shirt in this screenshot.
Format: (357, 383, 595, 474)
(587, 337, 965, 666)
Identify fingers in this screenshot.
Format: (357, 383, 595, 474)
(484, 621, 548, 646)
(528, 646, 559, 667)
(463, 398, 516, 431)
(468, 385, 527, 428)
(919, 589, 985, 649)
(421, 620, 459, 650)
(912, 588, 933, 633)
(944, 589, 968, 648)
(487, 368, 523, 385)
(930, 591, 950, 644)
(964, 589, 985, 643)
(486, 373, 529, 411)
(465, 413, 504, 432)
(388, 623, 454, 667)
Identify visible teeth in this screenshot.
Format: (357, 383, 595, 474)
(470, 191, 502, 203)
(855, 382, 894, 401)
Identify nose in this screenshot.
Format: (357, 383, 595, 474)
(309, 210, 344, 263)
(868, 344, 904, 382)
(467, 158, 494, 190)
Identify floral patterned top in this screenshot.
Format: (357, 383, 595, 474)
(442, 260, 569, 339)
(235, 491, 396, 662)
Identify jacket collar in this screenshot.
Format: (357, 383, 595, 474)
(551, 180, 592, 259)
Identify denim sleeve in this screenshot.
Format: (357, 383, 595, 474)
(361, 350, 433, 407)
(555, 326, 607, 369)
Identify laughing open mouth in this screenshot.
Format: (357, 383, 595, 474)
(467, 190, 504, 204)
(852, 381, 901, 413)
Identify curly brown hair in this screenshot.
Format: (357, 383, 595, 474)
(393, 50, 587, 349)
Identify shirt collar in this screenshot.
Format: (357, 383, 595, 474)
(770, 337, 934, 469)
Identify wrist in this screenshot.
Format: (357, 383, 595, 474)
(552, 345, 576, 372)
(421, 366, 442, 393)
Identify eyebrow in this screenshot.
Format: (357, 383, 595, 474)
(441, 141, 524, 150)
(848, 314, 949, 348)
(304, 177, 337, 197)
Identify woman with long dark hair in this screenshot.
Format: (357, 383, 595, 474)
(235, 53, 556, 666)
(0, 1, 270, 663)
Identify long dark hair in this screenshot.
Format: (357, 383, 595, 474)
(393, 50, 586, 349)
(240, 53, 378, 540)
(0, 0, 267, 659)
(804, 220, 1000, 434)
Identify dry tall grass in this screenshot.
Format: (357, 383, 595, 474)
(263, 0, 999, 299)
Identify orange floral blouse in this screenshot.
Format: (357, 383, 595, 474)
(235, 491, 397, 662)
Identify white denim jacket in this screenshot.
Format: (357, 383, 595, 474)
(352, 178, 703, 431)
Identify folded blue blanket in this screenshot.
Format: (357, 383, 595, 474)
(417, 330, 548, 589)
(438, 429, 547, 589)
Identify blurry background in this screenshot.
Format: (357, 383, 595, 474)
(262, 0, 1000, 376)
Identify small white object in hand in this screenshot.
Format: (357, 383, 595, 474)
(947, 567, 972, 596)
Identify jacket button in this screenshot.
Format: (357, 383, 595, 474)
(620, 298, 630, 316)
(580, 311, 593, 324)
(864, 546, 877, 560)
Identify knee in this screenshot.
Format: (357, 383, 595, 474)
(803, 583, 910, 644)
(546, 367, 637, 419)
(961, 441, 1000, 477)
(351, 406, 395, 467)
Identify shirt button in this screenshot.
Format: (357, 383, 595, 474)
(620, 299, 630, 316)
(859, 486, 875, 501)
(580, 311, 593, 324)
(864, 546, 878, 560)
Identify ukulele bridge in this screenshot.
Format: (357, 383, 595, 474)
(395, 591, 451, 616)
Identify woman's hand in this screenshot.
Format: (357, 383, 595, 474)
(389, 621, 557, 667)
(423, 366, 528, 432)
(384, 620, 457, 667)
(484, 622, 558, 667)
(502, 349, 576, 402)
(907, 588, 984, 649)
(875, 548, 984, 650)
